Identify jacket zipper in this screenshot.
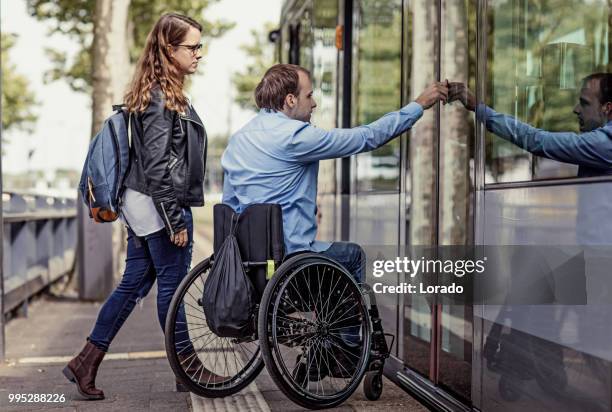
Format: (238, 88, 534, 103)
(168, 157, 179, 170)
(160, 201, 174, 237)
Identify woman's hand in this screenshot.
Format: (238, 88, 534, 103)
(172, 229, 188, 247)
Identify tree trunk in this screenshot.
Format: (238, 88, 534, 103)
(91, 0, 131, 137)
(89, 0, 131, 288)
(409, 0, 438, 246)
(609, 0, 612, 72)
(439, 0, 470, 245)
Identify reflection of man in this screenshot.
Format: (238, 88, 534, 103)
(450, 73, 612, 177)
(453, 75, 612, 385)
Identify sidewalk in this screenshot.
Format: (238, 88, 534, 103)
(0, 226, 426, 412)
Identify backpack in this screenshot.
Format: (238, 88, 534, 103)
(78, 105, 132, 223)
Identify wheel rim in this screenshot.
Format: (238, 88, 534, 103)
(268, 261, 370, 400)
(169, 260, 261, 391)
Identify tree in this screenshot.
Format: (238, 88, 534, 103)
(90, 0, 131, 136)
(232, 23, 277, 111)
(27, 0, 235, 95)
(1, 33, 38, 134)
(409, 0, 437, 246)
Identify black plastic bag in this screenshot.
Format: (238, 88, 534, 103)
(202, 231, 256, 338)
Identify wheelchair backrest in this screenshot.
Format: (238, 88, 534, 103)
(213, 203, 285, 297)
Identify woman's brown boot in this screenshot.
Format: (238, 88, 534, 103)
(63, 340, 106, 400)
(175, 350, 228, 391)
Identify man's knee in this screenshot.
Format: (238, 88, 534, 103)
(345, 242, 365, 263)
(345, 242, 365, 282)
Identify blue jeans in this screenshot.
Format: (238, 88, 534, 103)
(319, 242, 365, 346)
(319, 241, 365, 284)
(88, 208, 193, 352)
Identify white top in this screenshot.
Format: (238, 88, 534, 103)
(120, 188, 165, 236)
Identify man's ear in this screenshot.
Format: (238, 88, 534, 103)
(285, 93, 296, 109)
(603, 102, 612, 117)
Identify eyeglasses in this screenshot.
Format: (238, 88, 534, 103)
(175, 43, 203, 55)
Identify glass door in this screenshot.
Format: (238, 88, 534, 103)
(436, 0, 477, 403)
(401, 0, 476, 404)
(402, 0, 440, 380)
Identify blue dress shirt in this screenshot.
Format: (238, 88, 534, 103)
(221, 102, 424, 254)
(479, 105, 612, 177)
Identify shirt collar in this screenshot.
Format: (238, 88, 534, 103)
(259, 108, 291, 119)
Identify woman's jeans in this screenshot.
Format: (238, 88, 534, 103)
(88, 208, 193, 353)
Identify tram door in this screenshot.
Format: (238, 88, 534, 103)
(279, 1, 342, 243)
(401, 0, 476, 405)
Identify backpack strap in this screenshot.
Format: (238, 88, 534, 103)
(127, 112, 132, 149)
(112, 103, 132, 149)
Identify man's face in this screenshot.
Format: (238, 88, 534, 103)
(286, 71, 317, 122)
(573, 79, 609, 132)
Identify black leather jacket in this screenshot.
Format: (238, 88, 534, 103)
(124, 87, 207, 237)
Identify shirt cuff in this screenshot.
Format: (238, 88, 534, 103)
(476, 103, 496, 124)
(403, 101, 424, 118)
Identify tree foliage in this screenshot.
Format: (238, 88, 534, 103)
(27, 0, 235, 93)
(232, 23, 277, 111)
(1, 33, 38, 133)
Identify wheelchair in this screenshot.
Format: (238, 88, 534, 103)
(164, 203, 393, 409)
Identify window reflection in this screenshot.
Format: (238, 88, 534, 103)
(438, 0, 477, 402)
(486, 0, 611, 183)
(353, 0, 403, 192)
(295, 0, 340, 240)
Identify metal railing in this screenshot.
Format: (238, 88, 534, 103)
(2, 191, 77, 315)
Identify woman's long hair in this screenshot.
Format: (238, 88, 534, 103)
(124, 13, 201, 113)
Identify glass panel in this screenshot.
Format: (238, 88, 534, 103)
(355, 193, 401, 340)
(485, 0, 611, 183)
(438, 0, 476, 402)
(311, 0, 339, 197)
(481, 182, 612, 411)
(280, 23, 292, 64)
(298, 8, 314, 71)
(295, 1, 339, 240)
(352, 0, 403, 192)
(404, 0, 439, 379)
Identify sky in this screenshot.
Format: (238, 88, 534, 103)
(0, 0, 282, 175)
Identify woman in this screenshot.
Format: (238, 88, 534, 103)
(63, 13, 207, 400)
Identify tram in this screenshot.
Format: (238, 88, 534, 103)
(272, 0, 612, 410)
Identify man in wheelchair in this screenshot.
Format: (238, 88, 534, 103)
(221, 64, 447, 380)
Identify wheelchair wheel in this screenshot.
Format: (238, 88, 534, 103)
(363, 371, 383, 401)
(165, 257, 264, 397)
(258, 253, 371, 409)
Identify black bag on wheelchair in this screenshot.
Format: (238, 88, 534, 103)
(202, 224, 255, 338)
(203, 203, 285, 338)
